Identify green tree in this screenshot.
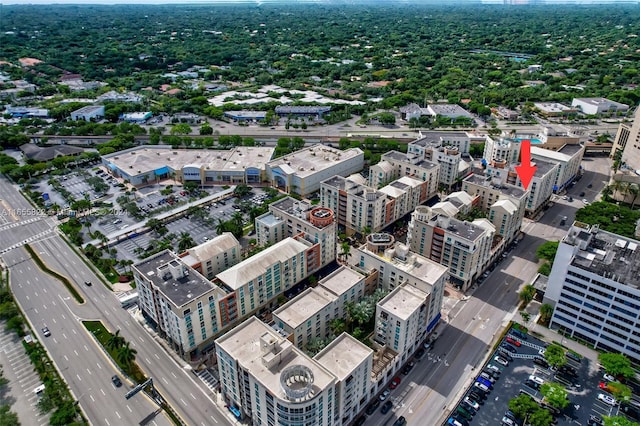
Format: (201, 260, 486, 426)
(540, 382, 569, 409)
(170, 123, 192, 136)
(339, 242, 351, 264)
(233, 184, 251, 197)
(598, 353, 635, 380)
(519, 284, 536, 305)
(603, 416, 640, 426)
(528, 408, 554, 426)
(0, 404, 20, 426)
(508, 393, 539, 420)
(539, 304, 554, 324)
(177, 232, 196, 252)
(536, 241, 559, 263)
(106, 329, 125, 351)
(607, 382, 632, 403)
(116, 341, 137, 367)
(543, 344, 567, 368)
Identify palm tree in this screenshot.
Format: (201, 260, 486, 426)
(178, 232, 196, 252)
(601, 185, 613, 202)
(540, 304, 554, 324)
(106, 330, 125, 351)
(117, 341, 138, 367)
(339, 241, 351, 264)
(215, 219, 228, 235)
(628, 183, 639, 209)
(519, 284, 536, 306)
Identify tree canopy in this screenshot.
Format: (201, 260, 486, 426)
(598, 353, 636, 380)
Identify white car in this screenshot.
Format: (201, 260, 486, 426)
(494, 356, 509, 366)
(464, 397, 480, 411)
(603, 373, 616, 382)
(379, 389, 390, 401)
(529, 375, 545, 385)
(473, 382, 490, 392)
(597, 393, 618, 406)
(501, 416, 515, 426)
(486, 364, 502, 374)
(583, 199, 590, 205)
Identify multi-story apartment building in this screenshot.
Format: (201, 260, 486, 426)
(374, 283, 431, 356)
(133, 250, 227, 359)
(612, 105, 640, 165)
(544, 222, 640, 363)
(179, 232, 241, 280)
(266, 144, 364, 196)
(461, 174, 528, 243)
(215, 317, 337, 425)
(215, 236, 316, 329)
(368, 151, 440, 196)
(314, 334, 373, 425)
(406, 131, 480, 187)
(530, 144, 585, 193)
(255, 197, 336, 268)
(482, 136, 522, 165)
(348, 239, 448, 343)
(484, 158, 559, 216)
(407, 205, 495, 290)
(320, 175, 430, 235)
(272, 266, 366, 349)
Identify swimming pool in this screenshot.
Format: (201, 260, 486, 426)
(514, 138, 542, 144)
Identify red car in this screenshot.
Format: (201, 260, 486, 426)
(389, 377, 401, 389)
(506, 336, 522, 347)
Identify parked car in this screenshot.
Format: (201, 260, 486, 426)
(463, 397, 480, 411)
(501, 343, 518, 353)
(558, 365, 577, 377)
(381, 400, 393, 414)
(533, 357, 550, 369)
(480, 372, 496, 383)
(494, 355, 509, 366)
(415, 348, 426, 360)
(486, 364, 502, 374)
(473, 382, 490, 393)
(482, 369, 499, 380)
(379, 389, 390, 401)
(525, 379, 541, 390)
(502, 416, 516, 426)
(393, 417, 407, 426)
(588, 415, 603, 426)
(511, 330, 528, 340)
(529, 375, 545, 385)
(566, 351, 582, 363)
(456, 405, 473, 420)
(365, 399, 380, 415)
(505, 336, 521, 347)
(389, 377, 401, 389)
(603, 373, 616, 382)
(448, 418, 464, 426)
(498, 350, 513, 361)
(402, 361, 415, 375)
(476, 376, 493, 389)
(597, 393, 618, 406)
(468, 391, 486, 403)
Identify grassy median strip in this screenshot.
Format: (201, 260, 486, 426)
(82, 321, 183, 425)
(25, 244, 84, 304)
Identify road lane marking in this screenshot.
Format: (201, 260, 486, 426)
(100, 388, 105, 396)
(34, 292, 38, 297)
(86, 368, 92, 375)
(211, 416, 218, 423)
(62, 333, 67, 340)
(115, 411, 121, 419)
(63, 355, 68, 361)
(76, 374, 81, 381)
(96, 363, 102, 370)
(33, 308, 38, 314)
(61, 314, 66, 320)
(74, 350, 79, 356)
(145, 357, 151, 364)
(190, 392, 196, 400)
(154, 353, 160, 359)
(105, 418, 110, 425)
(162, 377, 168, 384)
(171, 372, 177, 378)
(90, 395, 95, 402)
(127, 405, 132, 413)
(84, 345, 88, 351)
(180, 398, 187, 406)
(72, 328, 77, 335)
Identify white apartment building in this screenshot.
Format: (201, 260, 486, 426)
(482, 136, 521, 165)
(133, 250, 227, 359)
(320, 175, 430, 236)
(368, 151, 440, 195)
(544, 222, 640, 363)
(374, 283, 431, 356)
(215, 237, 316, 329)
(314, 334, 373, 425)
(215, 317, 337, 425)
(407, 206, 495, 290)
(179, 232, 241, 280)
(255, 197, 337, 268)
(530, 144, 585, 193)
(613, 105, 640, 167)
(348, 240, 448, 340)
(266, 144, 364, 196)
(461, 174, 528, 243)
(407, 131, 477, 187)
(484, 159, 559, 216)
(272, 266, 366, 349)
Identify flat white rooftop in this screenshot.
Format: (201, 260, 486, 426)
(378, 284, 428, 321)
(273, 288, 336, 330)
(314, 333, 373, 381)
(318, 266, 365, 298)
(216, 317, 335, 401)
(268, 144, 363, 178)
(216, 237, 309, 290)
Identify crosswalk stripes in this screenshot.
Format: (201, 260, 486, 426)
(0, 216, 45, 232)
(0, 229, 56, 254)
(195, 369, 219, 393)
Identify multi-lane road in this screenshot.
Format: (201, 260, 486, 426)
(0, 177, 233, 426)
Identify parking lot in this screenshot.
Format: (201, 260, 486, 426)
(0, 324, 50, 426)
(447, 325, 639, 426)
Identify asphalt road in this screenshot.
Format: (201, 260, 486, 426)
(0, 176, 234, 426)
